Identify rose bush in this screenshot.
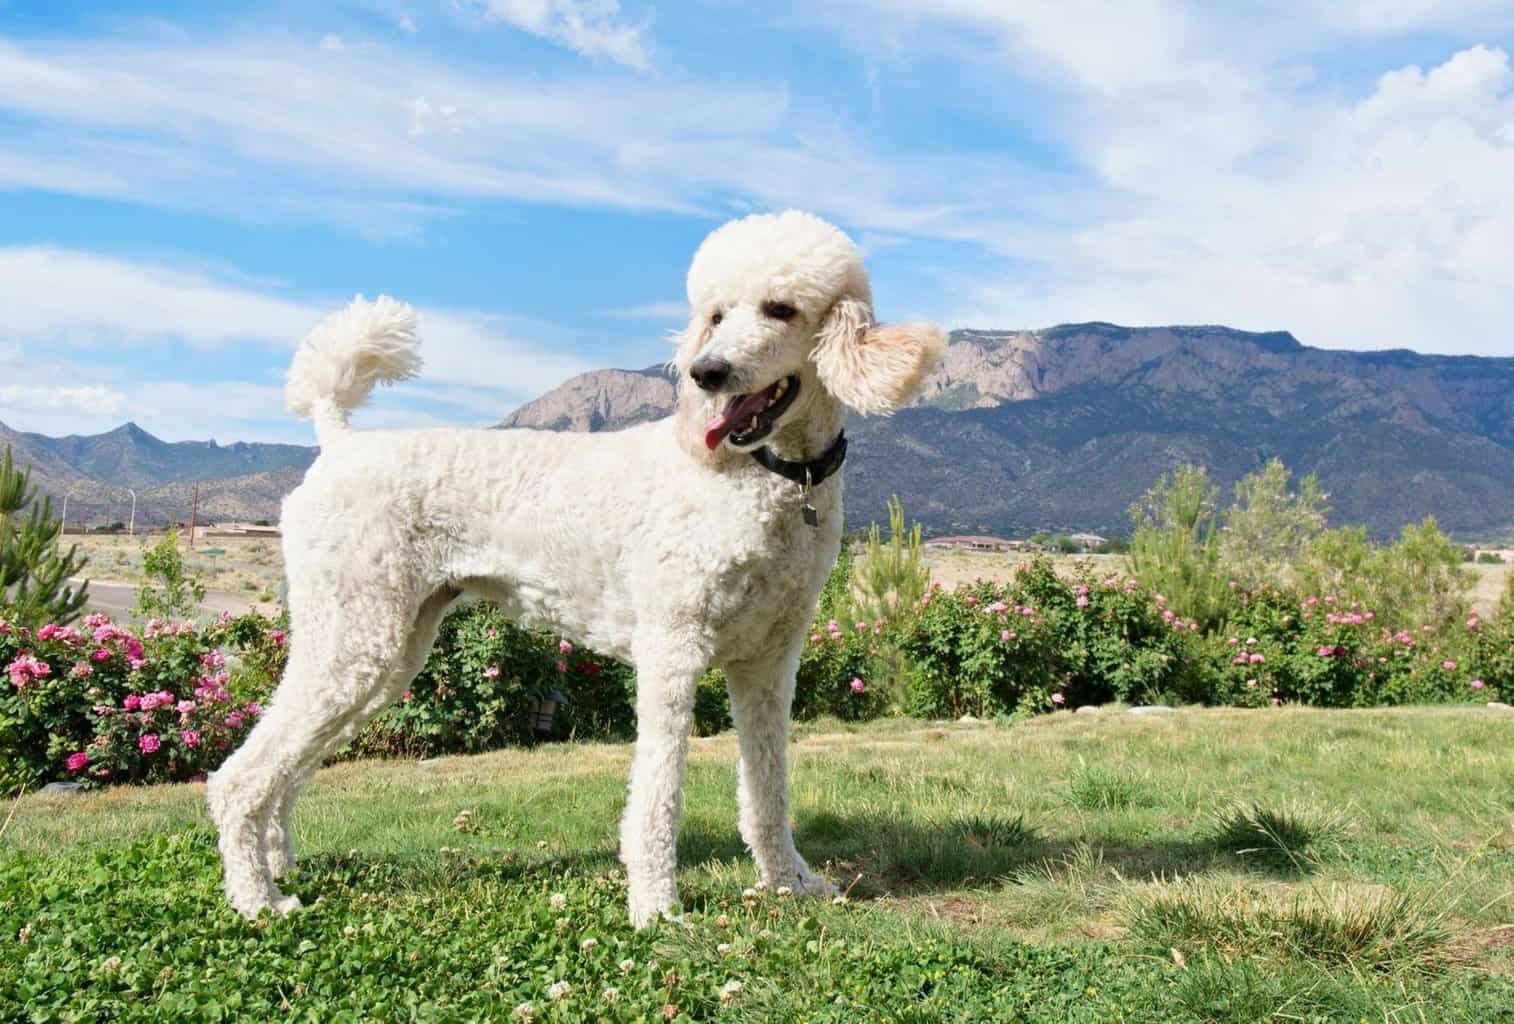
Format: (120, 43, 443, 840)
(1, 613, 276, 793)
(8, 553, 1509, 794)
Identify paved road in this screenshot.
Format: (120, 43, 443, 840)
(76, 581, 259, 623)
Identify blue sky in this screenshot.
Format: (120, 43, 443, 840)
(2, 1, 1512, 444)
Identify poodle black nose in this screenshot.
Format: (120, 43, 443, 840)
(689, 356, 733, 391)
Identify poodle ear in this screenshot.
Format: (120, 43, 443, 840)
(811, 298, 946, 414)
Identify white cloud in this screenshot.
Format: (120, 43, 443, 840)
(945, 44, 1514, 356)
(0, 247, 314, 349)
(0, 246, 596, 411)
(0, 342, 20, 364)
(602, 300, 686, 320)
(399, 14, 419, 33)
(471, 0, 650, 70)
(0, 35, 777, 220)
(0, 383, 126, 416)
(0, 34, 1043, 244)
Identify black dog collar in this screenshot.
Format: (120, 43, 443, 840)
(749, 430, 848, 488)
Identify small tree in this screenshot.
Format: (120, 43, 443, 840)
(1127, 464, 1232, 629)
(0, 445, 89, 627)
(1220, 459, 1330, 589)
(851, 496, 930, 625)
(135, 527, 206, 622)
(845, 497, 930, 712)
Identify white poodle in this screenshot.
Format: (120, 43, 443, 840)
(207, 210, 945, 926)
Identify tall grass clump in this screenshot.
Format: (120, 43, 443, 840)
(1208, 802, 1349, 869)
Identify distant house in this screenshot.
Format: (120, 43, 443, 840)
(1067, 532, 1107, 551)
(202, 522, 282, 538)
(925, 535, 1022, 553)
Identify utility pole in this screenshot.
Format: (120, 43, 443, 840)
(189, 483, 199, 549)
(126, 488, 137, 536)
(61, 482, 81, 535)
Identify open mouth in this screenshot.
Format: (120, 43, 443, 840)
(703, 375, 800, 451)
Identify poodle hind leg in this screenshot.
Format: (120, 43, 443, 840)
(207, 592, 437, 917)
(260, 587, 460, 880)
(724, 648, 831, 896)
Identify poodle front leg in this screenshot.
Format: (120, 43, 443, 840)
(619, 638, 703, 928)
(724, 652, 832, 897)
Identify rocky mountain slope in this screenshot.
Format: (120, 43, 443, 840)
(9, 322, 1513, 538)
(0, 421, 315, 528)
(497, 323, 1514, 540)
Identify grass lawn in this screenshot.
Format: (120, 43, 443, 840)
(4, 706, 1514, 1021)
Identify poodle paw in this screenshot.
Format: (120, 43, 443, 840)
(626, 887, 679, 930)
(769, 862, 833, 899)
(272, 893, 304, 917)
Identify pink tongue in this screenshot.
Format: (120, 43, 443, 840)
(703, 389, 774, 451)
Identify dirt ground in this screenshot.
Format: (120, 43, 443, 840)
(924, 549, 1513, 615)
(69, 533, 285, 613)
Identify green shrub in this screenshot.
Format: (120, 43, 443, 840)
(1295, 518, 1468, 632)
(350, 604, 635, 759)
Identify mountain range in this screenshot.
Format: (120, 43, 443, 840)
(0, 420, 314, 528)
(8, 323, 1514, 539)
(504, 323, 1514, 540)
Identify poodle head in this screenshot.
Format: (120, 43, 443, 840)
(676, 210, 945, 454)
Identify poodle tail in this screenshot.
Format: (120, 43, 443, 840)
(285, 295, 421, 446)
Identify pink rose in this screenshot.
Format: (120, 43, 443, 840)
(483, 666, 501, 679)
(138, 734, 161, 754)
(270, 630, 287, 646)
(65, 751, 88, 772)
(1471, 679, 1485, 690)
(123, 694, 141, 711)
(91, 648, 110, 663)
(180, 729, 201, 748)
(177, 700, 196, 715)
(1050, 693, 1066, 706)
(1442, 660, 1457, 672)
(1249, 653, 1265, 664)
(849, 677, 866, 694)
(558, 639, 574, 655)
(1076, 595, 1090, 609)
(225, 711, 245, 728)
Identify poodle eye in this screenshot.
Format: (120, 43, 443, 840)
(761, 301, 797, 322)
(710, 311, 724, 326)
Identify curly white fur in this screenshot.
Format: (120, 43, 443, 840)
(285, 295, 421, 445)
(207, 211, 944, 926)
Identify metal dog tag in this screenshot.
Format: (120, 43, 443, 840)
(801, 469, 819, 527)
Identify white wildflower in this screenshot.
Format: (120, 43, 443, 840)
(720, 979, 744, 1006)
(549, 892, 567, 911)
(546, 980, 571, 1001)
